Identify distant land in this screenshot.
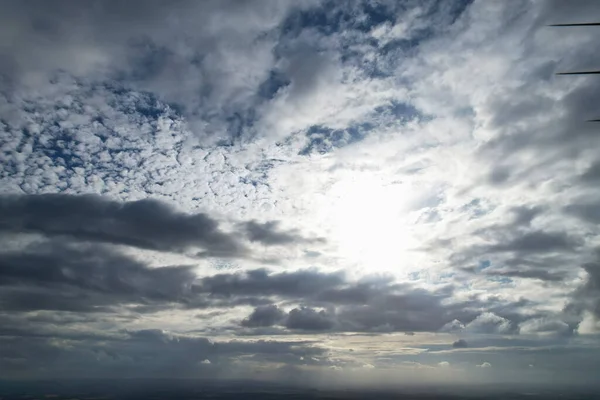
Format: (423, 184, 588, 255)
(0, 380, 598, 400)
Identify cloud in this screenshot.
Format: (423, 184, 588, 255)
(3, 0, 600, 387)
(2, 236, 526, 336)
(576, 312, 600, 335)
(451, 223, 584, 283)
(0, 0, 320, 144)
(486, 231, 581, 254)
(0, 328, 325, 380)
(519, 318, 573, 337)
(510, 206, 545, 227)
(0, 240, 196, 312)
(193, 268, 346, 299)
(465, 313, 513, 334)
(236, 280, 535, 334)
(440, 320, 465, 333)
(241, 304, 285, 328)
(579, 161, 600, 183)
(0, 194, 324, 259)
(241, 220, 324, 246)
(476, 362, 492, 368)
(285, 307, 335, 331)
(564, 202, 600, 224)
(0, 194, 246, 256)
(486, 268, 566, 282)
(0, 240, 337, 314)
(565, 253, 600, 323)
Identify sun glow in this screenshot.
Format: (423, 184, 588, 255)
(326, 174, 421, 273)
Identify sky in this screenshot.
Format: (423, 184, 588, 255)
(1, 0, 600, 389)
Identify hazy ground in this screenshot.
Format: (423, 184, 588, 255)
(0, 380, 598, 400)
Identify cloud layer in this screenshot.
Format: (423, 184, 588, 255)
(1, 0, 600, 388)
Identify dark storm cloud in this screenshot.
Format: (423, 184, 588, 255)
(0, 241, 193, 296)
(0, 313, 126, 341)
(242, 220, 324, 246)
(0, 237, 552, 379)
(0, 240, 195, 312)
(486, 268, 566, 282)
(200, 269, 484, 334)
(0, 287, 113, 313)
(192, 268, 346, 298)
(510, 205, 544, 227)
(486, 230, 580, 254)
(465, 255, 570, 284)
(580, 161, 600, 183)
(0, 238, 352, 315)
(239, 281, 534, 334)
(285, 307, 335, 331)
(564, 201, 600, 224)
(450, 223, 584, 283)
(315, 283, 377, 304)
(0, 194, 246, 256)
(452, 339, 468, 348)
(241, 304, 285, 327)
(330, 290, 476, 333)
(1, 239, 328, 314)
(487, 166, 511, 185)
(4, 238, 475, 328)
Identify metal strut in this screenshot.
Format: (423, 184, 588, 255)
(551, 22, 600, 121)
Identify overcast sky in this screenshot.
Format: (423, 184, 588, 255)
(1, 0, 600, 389)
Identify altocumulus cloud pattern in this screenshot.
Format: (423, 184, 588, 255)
(1, 0, 600, 393)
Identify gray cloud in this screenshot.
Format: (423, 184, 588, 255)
(0, 328, 326, 380)
(241, 304, 285, 328)
(580, 161, 600, 183)
(4, 239, 539, 336)
(242, 220, 323, 246)
(192, 268, 346, 299)
(565, 252, 600, 321)
(450, 224, 585, 284)
(465, 312, 514, 334)
(285, 307, 335, 331)
(486, 268, 566, 282)
(564, 202, 600, 224)
(0, 0, 316, 142)
(0, 240, 195, 312)
(238, 283, 534, 334)
(0, 238, 317, 314)
(519, 317, 573, 337)
(452, 339, 468, 348)
(0, 194, 246, 256)
(0, 194, 322, 258)
(1, 239, 508, 335)
(2, 0, 600, 386)
(486, 231, 580, 254)
(510, 205, 544, 227)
